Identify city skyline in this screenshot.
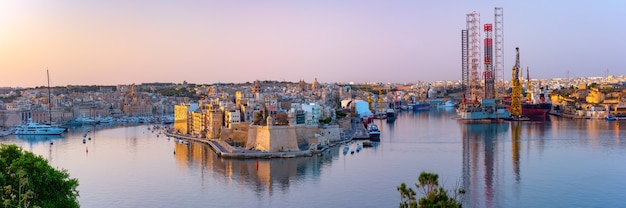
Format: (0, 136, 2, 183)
(1, 1, 625, 88)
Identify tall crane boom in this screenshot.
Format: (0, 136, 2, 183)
(511, 47, 522, 117)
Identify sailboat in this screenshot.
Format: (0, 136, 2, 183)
(16, 69, 65, 135)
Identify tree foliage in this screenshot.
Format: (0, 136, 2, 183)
(157, 87, 196, 97)
(318, 117, 332, 124)
(0, 144, 79, 208)
(335, 110, 347, 119)
(397, 171, 465, 208)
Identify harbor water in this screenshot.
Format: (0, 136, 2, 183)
(1, 108, 625, 207)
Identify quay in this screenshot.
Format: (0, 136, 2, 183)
(163, 117, 365, 159)
(164, 131, 313, 159)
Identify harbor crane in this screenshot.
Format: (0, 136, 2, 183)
(510, 47, 522, 117)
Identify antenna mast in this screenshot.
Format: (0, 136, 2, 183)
(47, 68, 53, 124)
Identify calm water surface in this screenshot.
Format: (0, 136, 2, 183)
(2, 108, 625, 207)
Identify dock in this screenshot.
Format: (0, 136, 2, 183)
(352, 118, 370, 140)
(164, 131, 313, 159)
(163, 116, 367, 159)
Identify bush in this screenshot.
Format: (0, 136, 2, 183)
(397, 171, 465, 208)
(0, 144, 79, 208)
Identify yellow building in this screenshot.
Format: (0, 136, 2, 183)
(174, 104, 189, 134)
(235, 91, 243, 108)
(191, 111, 205, 137)
(206, 110, 224, 139)
(585, 89, 605, 104)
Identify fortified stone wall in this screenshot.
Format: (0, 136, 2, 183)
(247, 125, 300, 152)
(221, 122, 252, 145)
(337, 117, 352, 132)
(0, 111, 20, 127)
(294, 125, 318, 146)
(319, 124, 341, 143)
(268, 126, 298, 152)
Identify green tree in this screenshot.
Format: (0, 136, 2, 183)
(0, 144, 79, 208)
(318, 117, 332, 124)
(335, 110, 347, 119)
(397, 171, 465, 208)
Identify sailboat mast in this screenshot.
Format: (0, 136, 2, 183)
(47, 68, 52, 124)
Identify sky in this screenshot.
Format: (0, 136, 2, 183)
(1, 0, 625, 87)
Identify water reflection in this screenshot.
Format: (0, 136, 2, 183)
(460, 122, 509, 208)
(15, 134, 64, 162)
(15, 134, 64, 143)
(173, 141, 344, 196)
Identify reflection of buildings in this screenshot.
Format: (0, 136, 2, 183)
(461, 120, 553, 207)
(174, 143, 339, 195)
(461, 123, 509, 208)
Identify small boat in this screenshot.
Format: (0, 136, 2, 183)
(385, 109, 396, 120)
(82, 138, 86, 144)
(606, 115, 617, 121)
(362, 141, 373, 147)
(0, 128, 15, 137)
(412, 102, 431, 111)
(444, 100, 456, 108)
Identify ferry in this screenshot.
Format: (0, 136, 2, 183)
(15, 119, 65, 135)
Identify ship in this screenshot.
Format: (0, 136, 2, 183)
(504, 100, 551, 119)
(504, 66, 552, 120)
(502, 88, 552, 119)
(367, 123, 381, 141)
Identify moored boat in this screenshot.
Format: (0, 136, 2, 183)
(606, 114, 617, 121)
(502, 98, 551, 119)
(0, 128, 16, 137)
(385, 108, 396, 120)
(367, 123, 381, 141)
(444, 100, 456, 108)
(412, 102, 431, 111)
(15, 119, 65, 135)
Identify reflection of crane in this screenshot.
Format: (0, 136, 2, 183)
(511, 47, 522, 117)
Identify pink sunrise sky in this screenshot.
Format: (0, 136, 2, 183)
(1, 1, 625, 87)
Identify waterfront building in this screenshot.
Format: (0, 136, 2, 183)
(174, 104, 197, 134)
(191, 111, 204, 137)
(205, 109, 223, 139)
(225, 110, 241, 128)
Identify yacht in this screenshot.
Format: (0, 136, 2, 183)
(15, 119, 65, 135)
